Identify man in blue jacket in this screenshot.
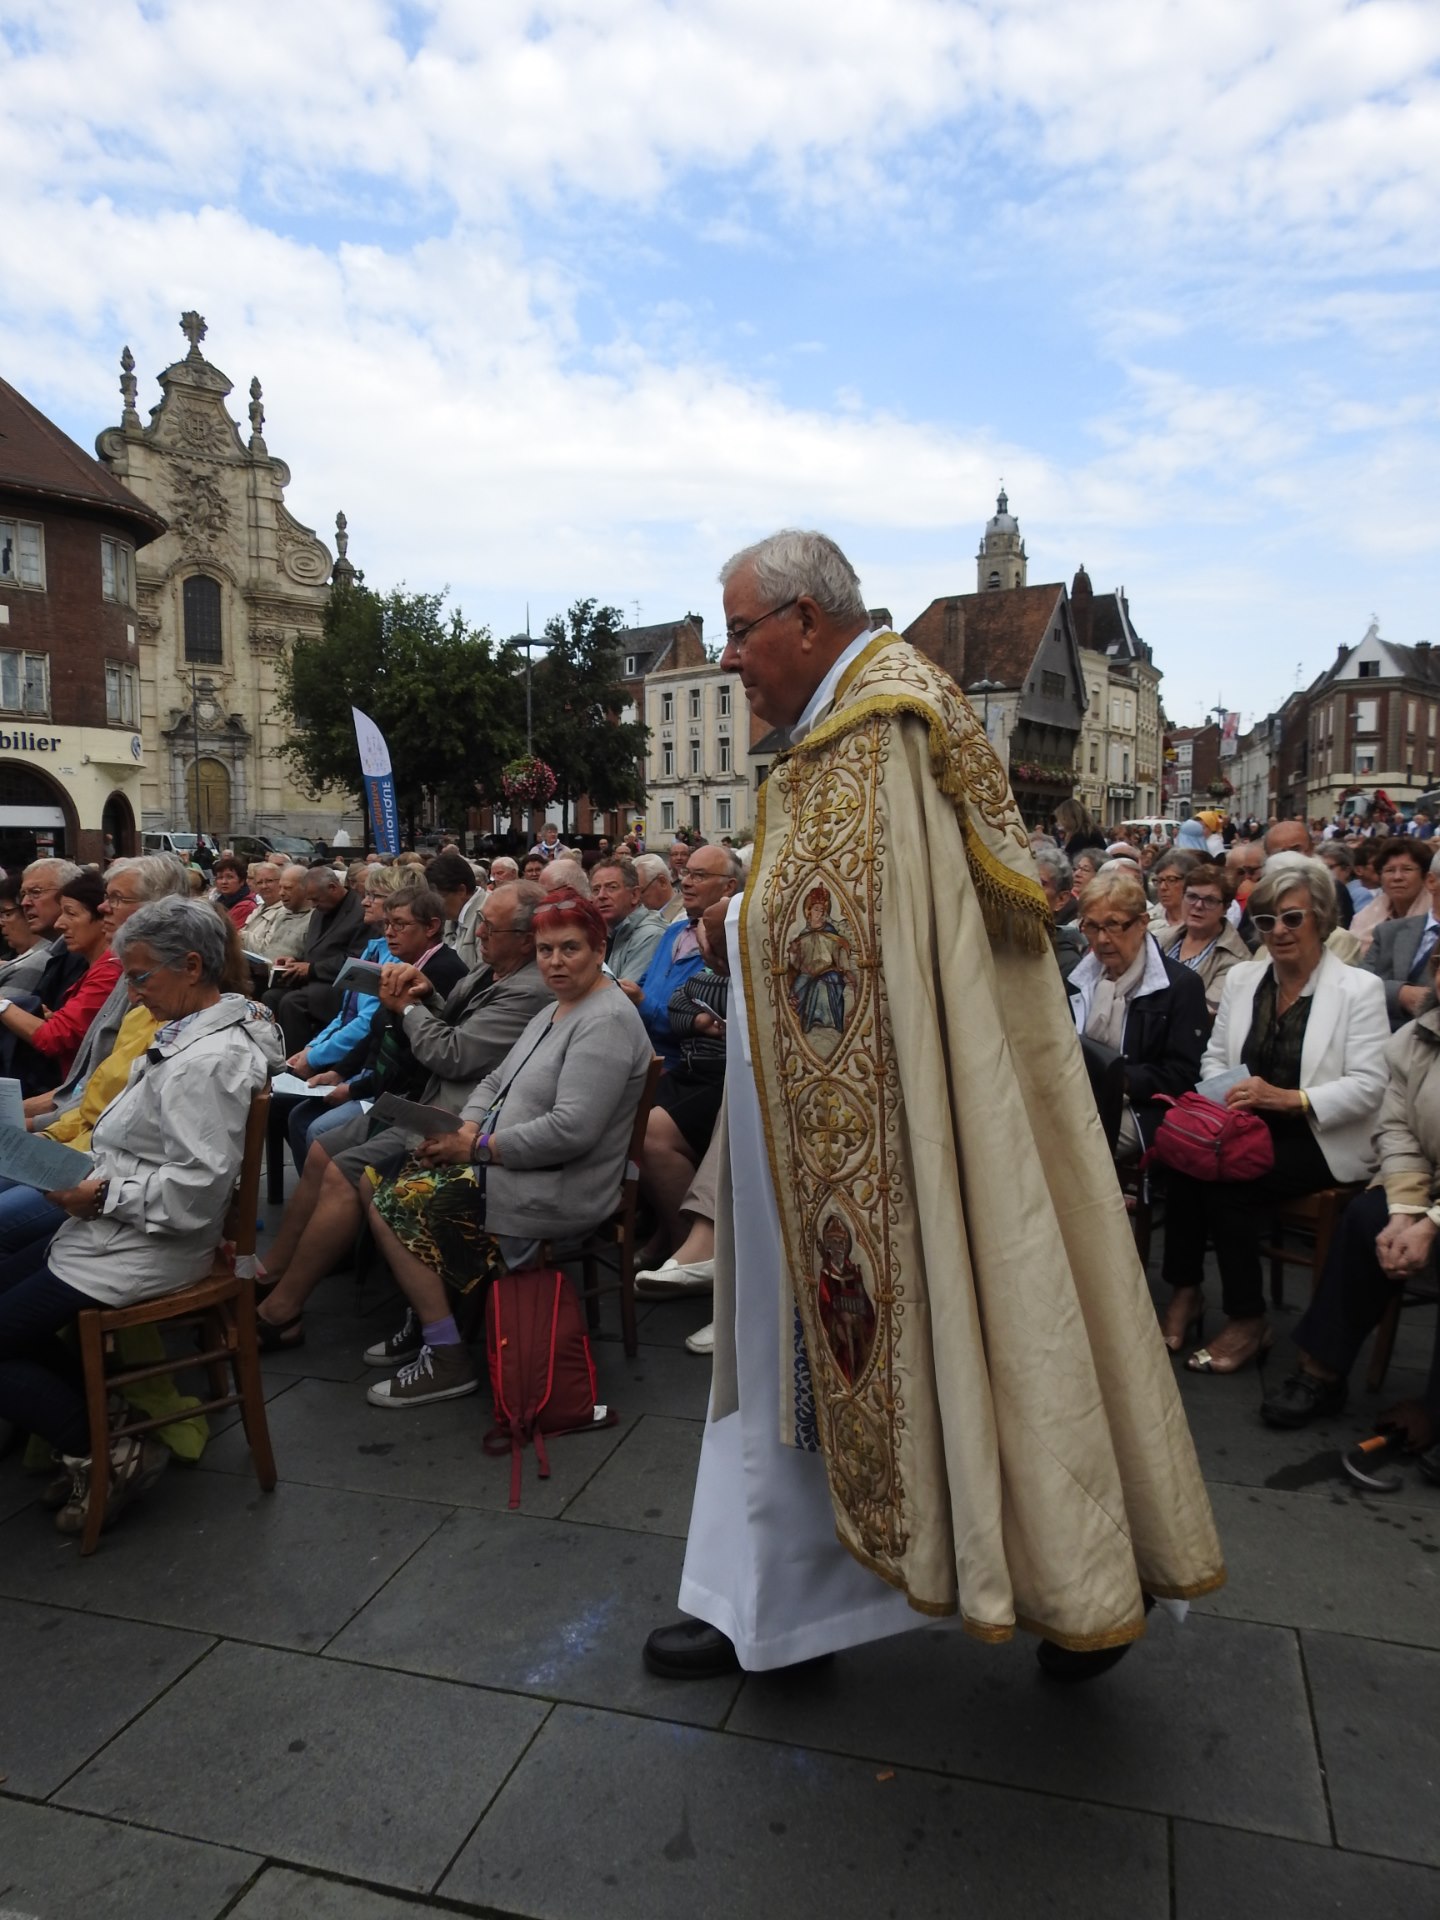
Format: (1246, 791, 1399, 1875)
(636, 846, 742, 1067)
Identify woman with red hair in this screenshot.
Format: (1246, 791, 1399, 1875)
(362, 889, 655, 1407)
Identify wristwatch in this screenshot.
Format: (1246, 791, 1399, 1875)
(93, 1180, 111, 1217)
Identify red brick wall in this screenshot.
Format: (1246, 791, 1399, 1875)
(0, 493, 143, 730)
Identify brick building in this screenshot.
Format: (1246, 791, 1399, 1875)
(0, 375, 166, 868)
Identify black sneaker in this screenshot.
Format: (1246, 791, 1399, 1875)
(1261, 1369, 1347, 1429)
(363, 1309, 422, 1368)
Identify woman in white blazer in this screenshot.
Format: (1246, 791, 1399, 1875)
(1159, 855, 1389, 1373)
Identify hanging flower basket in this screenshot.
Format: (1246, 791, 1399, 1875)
(500, 755, 558, 808)
(1207, 777, 1234, 800)
(1010, 761, 1076, 787)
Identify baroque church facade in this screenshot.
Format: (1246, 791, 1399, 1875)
(96, 312, 353, 842)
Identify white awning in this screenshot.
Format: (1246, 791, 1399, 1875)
(0, 805, 68, 828)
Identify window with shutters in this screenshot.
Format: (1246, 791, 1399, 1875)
(0, 648, 50, 714)
(101, 537, 134, 605)
(105, 661, 141, 727)
(0, 519, 44, 590)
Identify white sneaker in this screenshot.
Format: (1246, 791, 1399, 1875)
(685, 1321, 715, 1355)
(635, 1258, 715, 1298)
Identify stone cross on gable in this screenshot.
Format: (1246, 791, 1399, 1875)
(180, 310, 208, 351)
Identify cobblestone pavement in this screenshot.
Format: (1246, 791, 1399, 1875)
(1, 1195, 1437, 1920)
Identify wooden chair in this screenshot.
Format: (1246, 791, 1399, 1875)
(73, 1089, 276, 1555)
(265, 1091, 291, 1205)
(1260, 1184, 1366, 1311)
(540, 1056, 664, 1359)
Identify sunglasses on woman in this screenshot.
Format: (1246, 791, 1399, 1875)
(1252, 907, 1311, 933)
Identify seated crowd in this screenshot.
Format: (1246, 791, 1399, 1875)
(1042, 803, 1440, 1476)
(0, 830, 719, 1533)
(3, 803, 1437, 1547)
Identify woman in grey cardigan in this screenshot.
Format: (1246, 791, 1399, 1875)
(365, 889, 653, 1408)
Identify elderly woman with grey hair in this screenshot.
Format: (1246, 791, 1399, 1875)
(0, 898, 282, 1537)
(1159, 854, 1389, 1372)
(1147, 848, 1202, 931)
(1066, 866, 1208, 1161)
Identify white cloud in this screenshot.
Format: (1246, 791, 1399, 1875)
(2, 0, 1437, 726)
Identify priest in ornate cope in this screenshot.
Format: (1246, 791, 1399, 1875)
(642, 530, 1224, 1686)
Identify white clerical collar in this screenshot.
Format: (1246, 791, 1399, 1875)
(789, 627, 877, 745)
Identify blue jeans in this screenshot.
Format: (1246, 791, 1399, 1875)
(0, 1262, 95, 1455)
(0, 1176, 66, 1261)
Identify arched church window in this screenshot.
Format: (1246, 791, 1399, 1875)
(183, 575, 223, 663)
(987, 570, 1001, 590)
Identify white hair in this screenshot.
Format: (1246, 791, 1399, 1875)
(719, 529, 866, 622)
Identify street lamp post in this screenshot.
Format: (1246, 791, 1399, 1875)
(507, 623, 554, 834)
(967, 678, 1002, 739)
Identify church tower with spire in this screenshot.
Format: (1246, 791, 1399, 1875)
(976, 486, 1027, 591)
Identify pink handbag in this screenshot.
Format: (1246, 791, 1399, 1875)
(1146, 1090, 1276, 1182)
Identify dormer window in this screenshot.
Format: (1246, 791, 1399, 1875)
(624, 655, 637, 677)
(1358, 660, 1379, 678)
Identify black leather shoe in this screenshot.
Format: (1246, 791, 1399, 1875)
(1260, 1369, 1347, 1428)
(643, 1619, 741, 1680)
(1036, 1637, 1135, 1683)
(1036, 1592, 1153, 1683)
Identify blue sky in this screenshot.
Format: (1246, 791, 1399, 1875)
(2, 0, 1436, 725)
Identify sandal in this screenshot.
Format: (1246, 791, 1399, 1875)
(256, 1311, 305, 1353)
(1187, 1322, 1273, 1374)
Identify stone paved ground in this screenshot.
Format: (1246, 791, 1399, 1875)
(1, 1192, 1438, 1920)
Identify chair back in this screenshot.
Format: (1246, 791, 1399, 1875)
(225, 1089, 271, 1255)
(621, 1057, 665, 1216)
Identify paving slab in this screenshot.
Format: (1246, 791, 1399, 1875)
(200, 1375, 628, 1517)
(258, 1307, 383, 1384)
(0, 1596, 211, 1796)
(1173, 1359, 1432, 1497)
(597, 1341, 712, 1421)
(634, 1293, 714, 1349)
(442, 1702, 1170, 1919)
(57, 1640, 550, 1892)
(1197, 1481, 1440, 1648)
(0, 1469, 446, 1651)
(1173, 1817, 1440, 1918)
(0, 1449, 39, 1524)
(563, 1414, 703, 1536)
(729, 1608, 1328, 1841)
(327, 1506, 738, 1728)
(0, 1796, 258, 1920)
(229, 1867, 461, 1919)
(1302, 1628, 1440, 1868)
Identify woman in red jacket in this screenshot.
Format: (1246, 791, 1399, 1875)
(0, 873, 121, 1087)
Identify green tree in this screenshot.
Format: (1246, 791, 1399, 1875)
(528, 599, 650, 832)
(277, 580, 523, 840)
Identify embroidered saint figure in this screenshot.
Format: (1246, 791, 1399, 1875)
(815, 1212, 876, 1386)
(787, 885, 856, 1044)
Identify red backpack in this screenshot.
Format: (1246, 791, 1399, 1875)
(1146, 1090, 1275, 1183)
(483, 1268, 617, 1508)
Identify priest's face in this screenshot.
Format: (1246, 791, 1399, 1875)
(721, 562, 815, 729)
